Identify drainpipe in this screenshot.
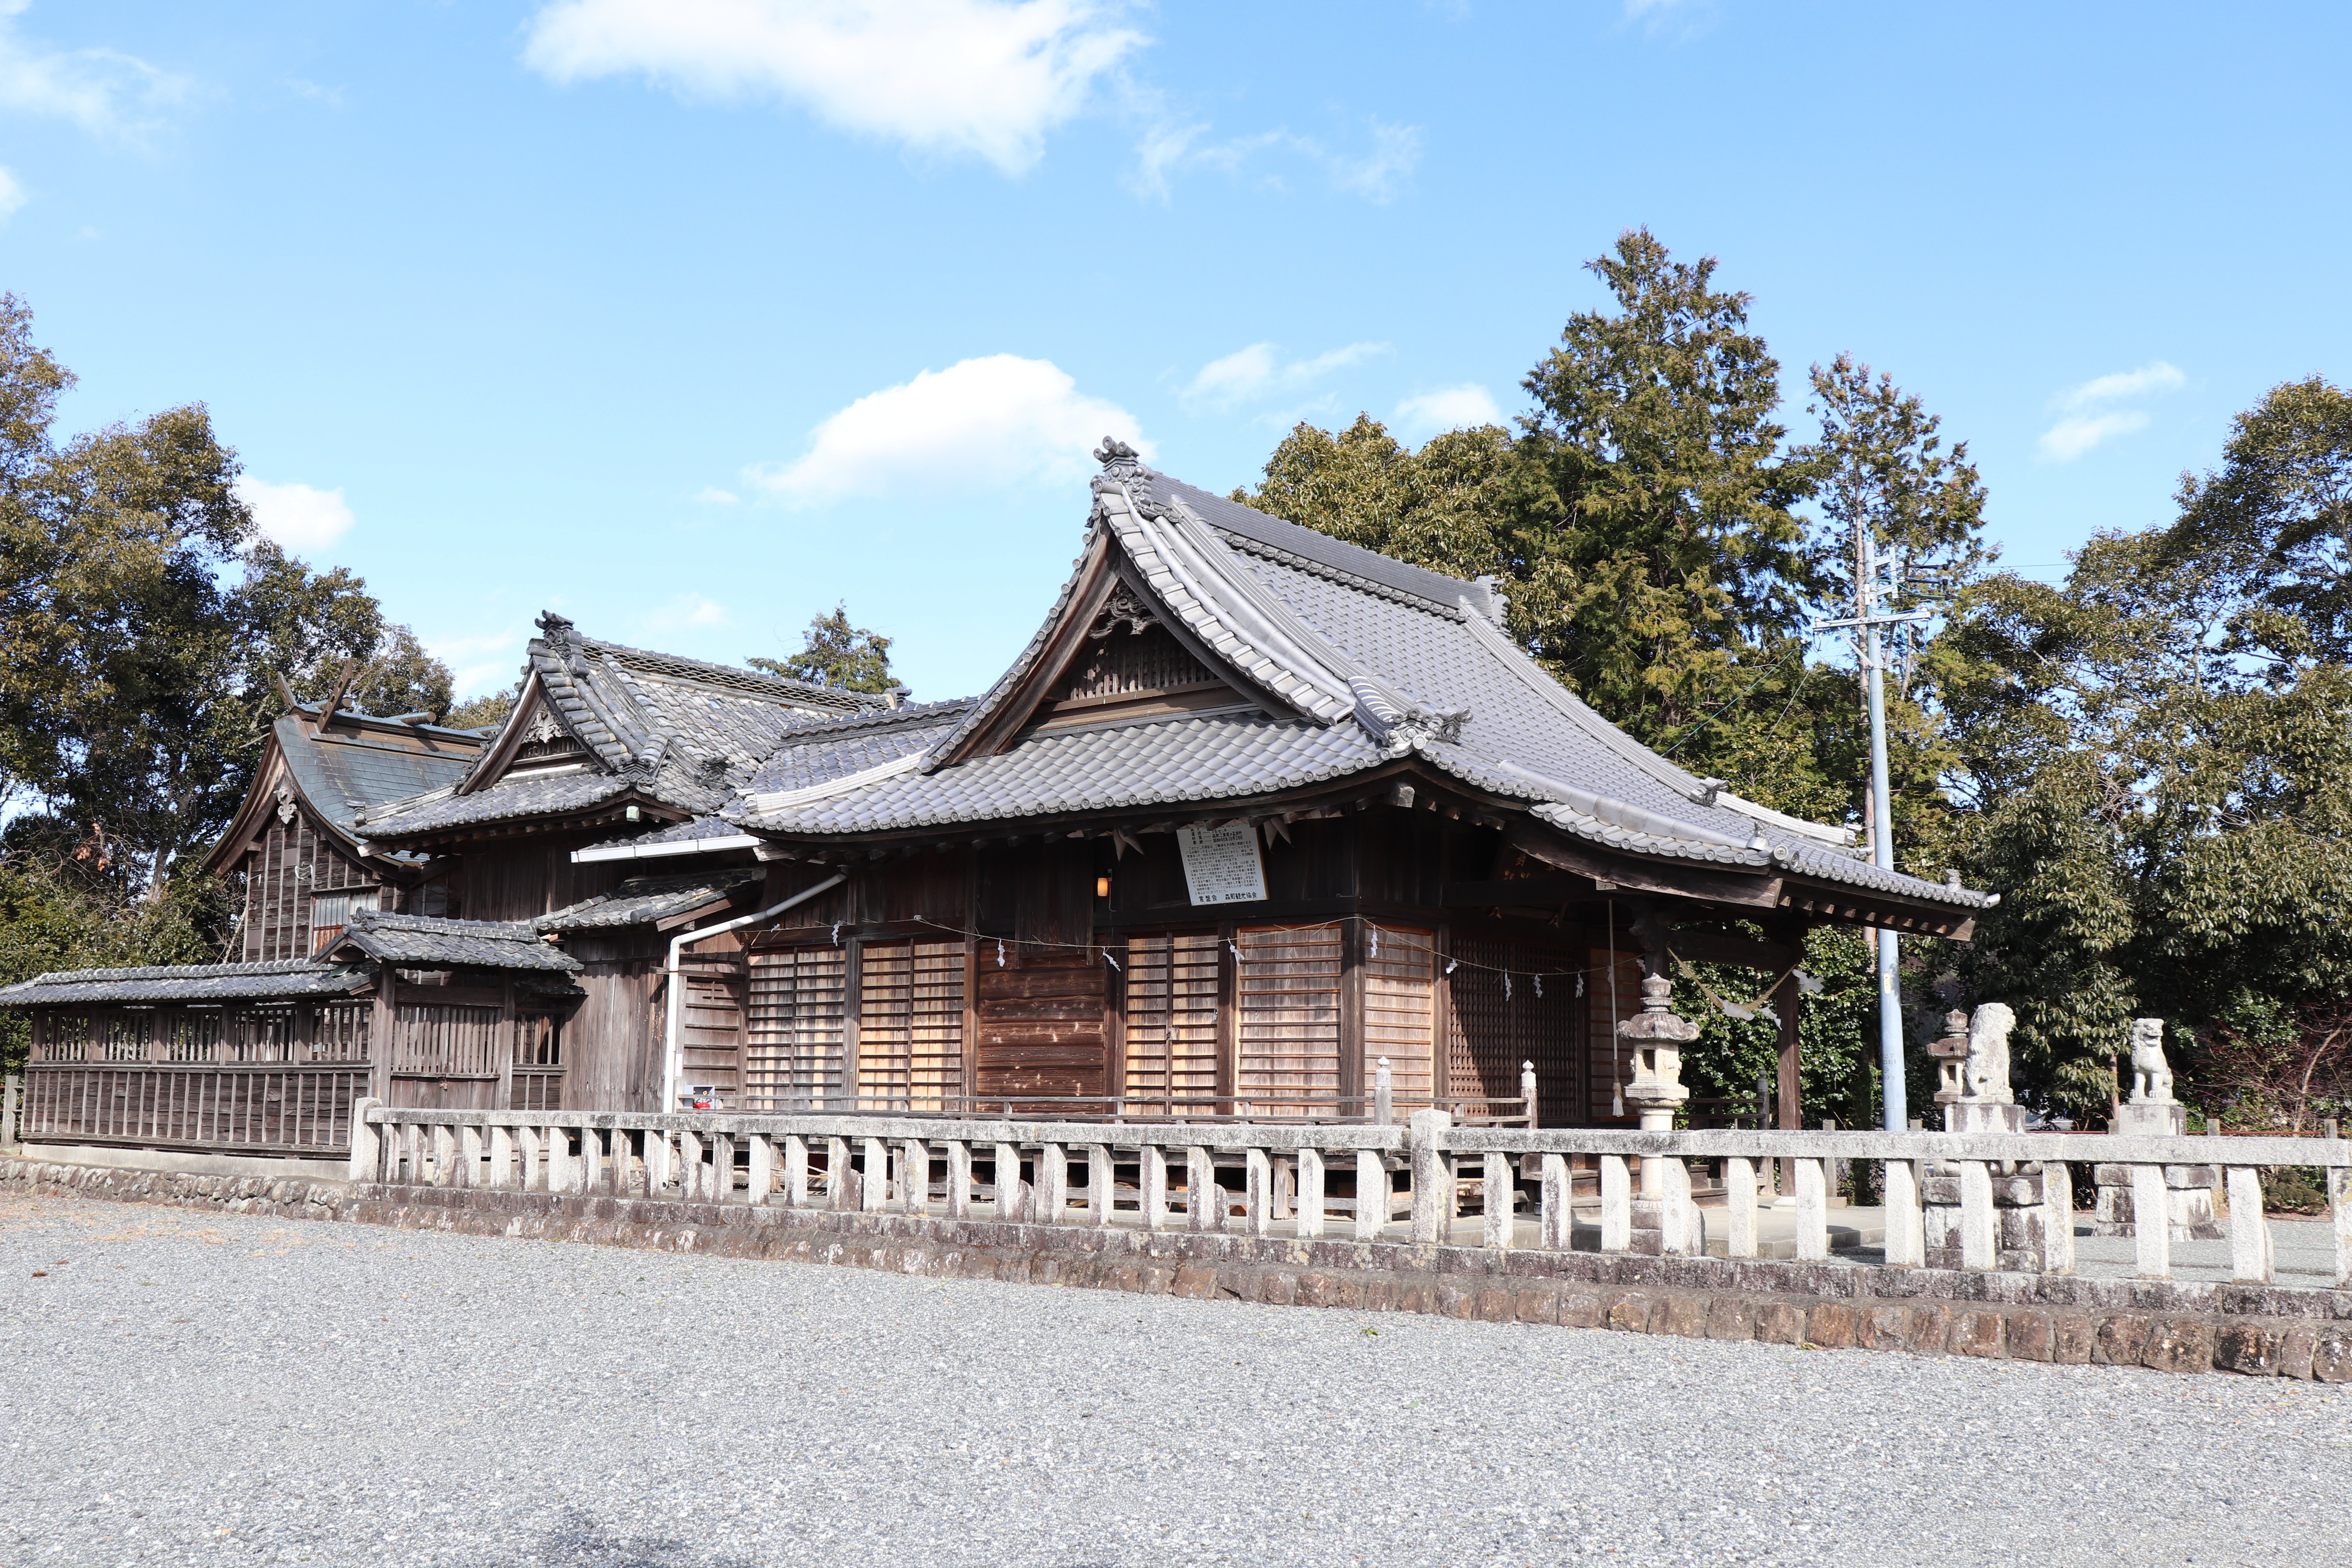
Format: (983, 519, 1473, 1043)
(662, 873, 845, 1111)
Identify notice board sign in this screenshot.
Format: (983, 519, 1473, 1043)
(1177, 822, 1268, 906)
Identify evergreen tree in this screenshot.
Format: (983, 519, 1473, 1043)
(0, 294, 450, 890)
(752, 603, 900, 695)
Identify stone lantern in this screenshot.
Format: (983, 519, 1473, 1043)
(1617, 973, 1702, 1254)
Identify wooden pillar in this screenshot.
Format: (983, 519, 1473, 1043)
(1775, 970, 1802, 1132)
(1216, 921, 1239, 1114)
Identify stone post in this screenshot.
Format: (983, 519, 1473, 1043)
(1408, 1108, 1450, 1245)
(1295, 1147, 1326, 1238)
(1353, 1149, 1385, 1241)
(1087, 1143, 1116, 1227)
(346, 1097, 383, 1183)
(1618, 975, 1700, 1256)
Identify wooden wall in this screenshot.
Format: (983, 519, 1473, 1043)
(445, 833, 629, 923)
(974, 948, 1107, 1104)
(234, 803, 379, 961)
(722, 812, 1640, 1123)
(563, 930, 666, 1114)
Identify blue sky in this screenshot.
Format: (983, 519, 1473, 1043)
(7, 1, 2349, 703)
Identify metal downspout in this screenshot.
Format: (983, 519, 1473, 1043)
(662, 873, 846, 1110)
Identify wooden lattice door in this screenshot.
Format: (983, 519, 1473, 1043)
(1235, 924, 1342, 1115)
(744, 945, 848, 1110)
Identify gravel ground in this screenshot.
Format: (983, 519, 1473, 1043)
(1, 1194, 2345, 1568)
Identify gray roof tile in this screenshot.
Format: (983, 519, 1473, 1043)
(536, 870, 764, 932)
(0, 959, 372, 1007)
(327, 911, 581, 972)
(360, 617, 895, 843)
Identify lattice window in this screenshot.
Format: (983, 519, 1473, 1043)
(230, 1006, 298, 1065)
(390, 1004, 501, 1076)
(511, 1014, 563, 1111)
(854, 940, 965, 1111)
(1123, 931, 1220, 1109)
(311, 1002, 372, 1063)
(1236, 924, 1342, 1114)
(163, 1010, 222, 1064)
(100, 1011, 152, 1063)
(1365, 924, 1436, 1111)
(744, 945, 848, 1110)
(37, 1013, 90, 1063)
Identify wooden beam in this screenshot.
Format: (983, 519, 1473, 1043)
(1504, 822, 1783, 911)
(1440, 876, 1602, 908)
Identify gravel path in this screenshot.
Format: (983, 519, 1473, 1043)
(1, 1193, 2345, 1568)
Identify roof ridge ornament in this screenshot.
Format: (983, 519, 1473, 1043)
(1093, 436, 1149, 480)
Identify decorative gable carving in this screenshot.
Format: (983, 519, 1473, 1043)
(1062, 619, 1222, 706)
(499, 690, 591, 777)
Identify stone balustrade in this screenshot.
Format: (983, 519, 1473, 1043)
(349, 1101, 2352, 1289)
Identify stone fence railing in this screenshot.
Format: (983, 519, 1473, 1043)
(350, 1102, 2352, 1289)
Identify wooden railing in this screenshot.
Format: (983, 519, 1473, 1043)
(352, 1103, 2352, 1289)
(22, 1065, 368, 1156)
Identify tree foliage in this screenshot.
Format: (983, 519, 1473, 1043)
(752, 603, 900, 695)
(1945, 379, 2352, 1120)
(0, 294, 452, 893)
(1237, 234, 1992, 1126)
(444, 688, 519, 733)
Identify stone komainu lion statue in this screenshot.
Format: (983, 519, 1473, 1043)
(1964, 1002, 2016, 1104)
(2127, 1016, 2173, 1104)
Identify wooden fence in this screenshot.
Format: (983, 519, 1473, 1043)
(22, 1065, 369, 1156)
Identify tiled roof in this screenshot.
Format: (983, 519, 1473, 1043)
(354, 771, 642, 838)
(326, 911, 582, 972)
(738, 702, 971, 799)
(0, 959, 372, 1007)
(519, 615, 879, 777)
(727, 447, 1991, 913)
(586, 814, 753, 849)
(274, 713, 483, 834)
(362, 615, 893, 843)
(536, 870, 764, 931)
(739, 708, 1373, 833)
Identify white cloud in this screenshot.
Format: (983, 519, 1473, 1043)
(1394, 383, 1503, 438)
(0, 165, 23, 221)
(2058, 361, 2186, 412)
(695, 485, 740, 504)
(235, 478, 354, 555)
(2039, 410, 2151, 463)
(0, 1, 188, 146)
(1181, 341, 1388, 414)
(753, 353, 1146, 503)
(1132, 115, 1422, 205)
(2038, 359, 2185, 461)
(521, 0, 1143, 176)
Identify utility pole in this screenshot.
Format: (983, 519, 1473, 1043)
(1815, 523, 1930, 1133)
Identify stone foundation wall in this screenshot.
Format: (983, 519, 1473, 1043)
(5, 1155, 2347, 1383)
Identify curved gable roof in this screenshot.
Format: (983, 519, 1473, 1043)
(727, 442, 1988, 916)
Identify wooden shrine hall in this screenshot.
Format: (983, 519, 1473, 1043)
(0, 438, 1991, 1160)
